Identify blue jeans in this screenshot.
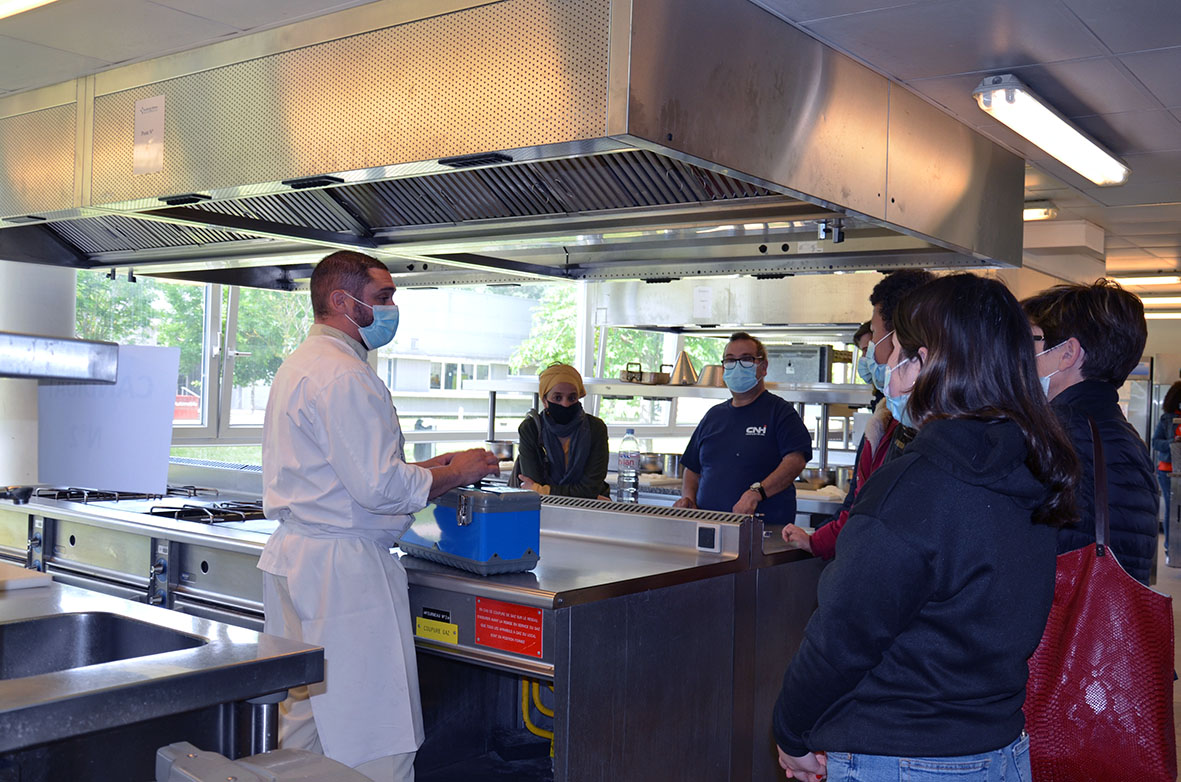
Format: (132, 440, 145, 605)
(824, 733, 1029, 782)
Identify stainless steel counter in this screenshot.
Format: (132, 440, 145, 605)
(1, 495, 756, 612)
(0, 581, 322, 754)
(0, 483, 822, 782)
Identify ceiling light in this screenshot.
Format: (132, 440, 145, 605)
(1138, 297, 1181, 307)
(0, 0, 57, 20)
(1022, 201, 1058, 221)
(1145, 312, 1181, 320)
(1111, 275, 1181, 286)
(973, 74, 1130, 187)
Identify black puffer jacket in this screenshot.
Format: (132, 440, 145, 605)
(1051, 380, 1159, 585)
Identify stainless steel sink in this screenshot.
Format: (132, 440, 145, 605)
(0, 611, 206, 679)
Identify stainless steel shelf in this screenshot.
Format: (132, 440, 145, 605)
(465, 377, 871, 404)
(0, 332, 117, 383)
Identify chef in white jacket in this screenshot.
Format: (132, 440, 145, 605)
(259, 250, 499, 781)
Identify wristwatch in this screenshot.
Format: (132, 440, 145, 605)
(749, 482, 767, 501)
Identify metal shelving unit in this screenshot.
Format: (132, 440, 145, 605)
(464, 378, 871, 468)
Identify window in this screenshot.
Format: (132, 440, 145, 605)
(228, 287, 312, 427)
(76, 275, 727, 462)
(74, 271, 213, 427)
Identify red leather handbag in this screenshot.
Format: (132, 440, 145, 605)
(1024, 419, 1176, 781)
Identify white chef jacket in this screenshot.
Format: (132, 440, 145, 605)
(258, 324, 432, 767)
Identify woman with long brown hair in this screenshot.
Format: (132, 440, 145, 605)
(773, 273, 1079, 782)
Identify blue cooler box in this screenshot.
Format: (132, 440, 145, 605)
(397, 485, 541, 575)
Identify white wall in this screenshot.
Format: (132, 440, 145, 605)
(0, 261, 77, 484)
(390, 357, 431, 392)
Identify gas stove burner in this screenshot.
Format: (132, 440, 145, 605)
(166, 485, 220, 499)
(147, 500, 266, 524)
(35, 487, 162, 503)
(34, 484, 222, 504)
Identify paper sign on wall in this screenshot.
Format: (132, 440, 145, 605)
(692, 286, 713, 319)
(38, 345, 180, 494)
(134, 95, 165, 175)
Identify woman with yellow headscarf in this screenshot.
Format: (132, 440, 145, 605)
(513, 363, 609, 498)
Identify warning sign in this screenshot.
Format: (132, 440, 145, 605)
(474, 597, 543, 658)
(415, 616, 458, 645)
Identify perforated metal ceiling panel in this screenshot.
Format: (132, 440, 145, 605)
(89, 0, 611, 205)
(0, 103, 76, 217)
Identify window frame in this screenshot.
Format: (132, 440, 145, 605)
(170, 285, 266, 445)
(169, 283, 223, 442)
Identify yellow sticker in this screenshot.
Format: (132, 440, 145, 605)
(415, 616, 458, 645)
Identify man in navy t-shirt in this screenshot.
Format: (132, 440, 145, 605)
(674, 332, 812, 524)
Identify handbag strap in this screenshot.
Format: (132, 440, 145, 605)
(1087, 417, 1110, 555)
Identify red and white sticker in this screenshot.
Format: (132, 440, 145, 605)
(474, 597, 543, 658)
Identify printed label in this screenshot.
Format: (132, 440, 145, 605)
(415, 617, 458, 645)
(474, 597, 543, 658)
(422, 607, 451, 623)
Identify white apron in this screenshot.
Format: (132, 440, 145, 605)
(263, 522, 423, 767)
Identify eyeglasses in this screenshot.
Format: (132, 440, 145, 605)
(722, 356, 760, 369)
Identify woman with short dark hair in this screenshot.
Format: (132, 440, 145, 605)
(773, 273, 1078, 782)
(1023, 279, 1158, 585)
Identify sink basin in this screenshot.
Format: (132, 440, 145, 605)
(0, 612, 206, 679)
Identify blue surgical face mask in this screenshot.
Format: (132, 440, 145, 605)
(1036, 341, 1065, 397)
(723, 363, 760, 394)
(856, 354, 874, 384)
(882, 355, 916, 428)
(863, 330, 893, 391)
(344, 292, 400, 350)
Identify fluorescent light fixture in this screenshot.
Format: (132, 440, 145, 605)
(1022, 201, 1058, 221)
(1145, 312, 1181, 320)
(0, 0, 58, 20)
(973, 75, 1130, 187)
(1140, 296, 1181, 306)
(1112, 275, 1181, 286)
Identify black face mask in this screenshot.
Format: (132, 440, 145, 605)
(546, 401, 583, 425)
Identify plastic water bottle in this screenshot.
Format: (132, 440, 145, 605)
(618, 428, 640, 503)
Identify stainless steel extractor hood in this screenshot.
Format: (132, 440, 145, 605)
(0, 0, 1024, 289)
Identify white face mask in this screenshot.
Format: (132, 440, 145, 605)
(1036, 341, 1065, 397)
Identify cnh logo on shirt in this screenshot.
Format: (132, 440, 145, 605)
(745, 425, 767, 436)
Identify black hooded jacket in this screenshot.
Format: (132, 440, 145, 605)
(1050, 380, 1158, 585)
(773, 418, 1058, 758)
